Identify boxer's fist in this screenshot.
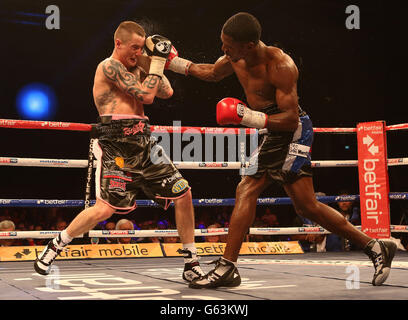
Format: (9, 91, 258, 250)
(145, 35, 172, 59)
(145, 35, 172, 78)
(216, 97, 245, 125)
(216, 97, 267, 129)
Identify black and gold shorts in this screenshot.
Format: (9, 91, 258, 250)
(247, 105, 314, 185)
(92, 115, 190, 213)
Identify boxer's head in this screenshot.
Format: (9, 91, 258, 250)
(114, 21, 146, 68)
(221, 12, 261, 62)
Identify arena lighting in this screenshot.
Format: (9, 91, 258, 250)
(16, 83, 57, 120)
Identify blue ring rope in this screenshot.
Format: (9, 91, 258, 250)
(1, 193, 407, 207)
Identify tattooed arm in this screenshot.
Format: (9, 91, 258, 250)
(155, 74, 173, 99)
(132, 65, 173, 100)
(102, 58, 161, 104)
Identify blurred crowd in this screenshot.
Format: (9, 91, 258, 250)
(1, 189, 408, 252)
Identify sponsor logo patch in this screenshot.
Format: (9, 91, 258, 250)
(0, 158, 18, 164)
(115, 157, 125, 168)
(109, 179, 126, 192)
(237, 103, 245, 117)
(171, 179, 189, 194)
(288, 143, 310, 158)
(123, 121, 145, 136)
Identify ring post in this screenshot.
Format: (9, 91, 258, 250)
(84, 138, 95, 210)
(357, 121, 391, 238)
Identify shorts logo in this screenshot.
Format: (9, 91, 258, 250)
(161, 172, 182, 187)
(288, 143, 310, 158)
(109, 179, 126, 191)
(172, 179, 189, 194)
(123, 121, 145, 136)
(115, 157, 125, 168)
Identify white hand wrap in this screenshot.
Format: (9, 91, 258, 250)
(149, 56, 166, 78)
(168, 56, 192, 75)
(239, 106, 267, 128)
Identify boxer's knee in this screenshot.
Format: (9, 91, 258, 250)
(294, 199, 321, 220)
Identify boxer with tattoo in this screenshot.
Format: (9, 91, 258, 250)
(35, 21, 204, 283)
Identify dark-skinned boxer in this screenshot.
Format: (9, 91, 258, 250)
(165, 12, 396, 288)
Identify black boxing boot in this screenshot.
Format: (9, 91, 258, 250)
(34, 234, 68, 275)
(364, 239, 397, 286)
(189, 257, 241, 289)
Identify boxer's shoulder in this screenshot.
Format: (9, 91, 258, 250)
(95, 58, 109, 72)
(265, 47, 298, 83)
(99, 57, 129, 73)
(265, 46, 294, 67)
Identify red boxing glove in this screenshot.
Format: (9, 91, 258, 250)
(216, 97, 267, 128)
(216, 97, 243, 125)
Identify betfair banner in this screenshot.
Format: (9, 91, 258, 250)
(0, 243, 163, 262)
(162, 241, 303, 257)
(0, 241, 303, 262)
(357, 121, 391, 238)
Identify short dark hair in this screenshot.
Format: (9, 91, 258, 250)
(114, 21, 146, 43)
(222, 12, 261, 44)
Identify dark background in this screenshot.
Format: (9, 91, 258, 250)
(0, 1, 406, 218)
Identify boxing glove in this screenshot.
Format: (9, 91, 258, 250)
(165, 45, 192, 76)
(145, 34, 172, 78)
(216, 97, 267, 128)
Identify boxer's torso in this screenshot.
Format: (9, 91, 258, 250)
(93, 58, 145, 117)
(230, 46, 297, 112)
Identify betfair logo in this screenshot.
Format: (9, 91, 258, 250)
(363, 135, 379, 156)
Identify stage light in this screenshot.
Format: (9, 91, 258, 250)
(16, 83, 57, 120)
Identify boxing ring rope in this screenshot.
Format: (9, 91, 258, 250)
(1, 226, 408, 240)
(1, 118, 408, 133)
(1, 118, 408, 241)
(1, 192, 408, 208)
(2, 157, 408, 169)
(1, 193, 408, 239)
